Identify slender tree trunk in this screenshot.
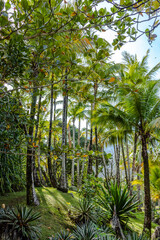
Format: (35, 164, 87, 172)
(121, 142, 129, 187)
(53, 97, 57, 180)
(41, 167, 51, 186)
(126, 138, 131, 191)
(59, 71, 68, 192)
(87, 104, 93, 175)
(132, 132, 138, 182)
(48, 82, 57, 188)
(26, 70, 39, 205)
(114, 144, 120, 186)
(77, 117, 81, 188)
(71, 118, 75, 186)
(95, 126, 98, 178)
(102, 145, 107, 180)
(68, 124, 72, 148)
(94, 81, 98, 178)
(87, 126, 93, 174)
(33, 152, 41, 187)
(33, 90, 42, 187)
(141, 132, 151, 236)
(137, 147, 141, 209)
(53, 98, 56, 147)
(37, 133, 45, 186)
(80, 120, 88, 185)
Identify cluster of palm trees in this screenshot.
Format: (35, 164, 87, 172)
(94, 50, 160, 235)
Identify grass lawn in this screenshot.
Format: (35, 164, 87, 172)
(0, 187, 79, 239)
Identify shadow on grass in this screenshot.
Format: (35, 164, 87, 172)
(44, 188, 78, 212)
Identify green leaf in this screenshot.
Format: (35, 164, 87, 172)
(5, 1, 11, 10)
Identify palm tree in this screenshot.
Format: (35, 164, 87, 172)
(96, 79, 160, 236)
(95, 50, 160, 235)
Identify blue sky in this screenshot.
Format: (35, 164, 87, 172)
(99, 28, 160, 78)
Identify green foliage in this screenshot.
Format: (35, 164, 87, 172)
(0, 34, 30, 79)
(0, 94, 26, 194)
(75, 198, 95, 224)
(72, 221, 98, 240)
(79, 175, 103, 199)
(50, 230, 71, 240)
(0, 205, 41, 240)
(97, 183, 139, 226)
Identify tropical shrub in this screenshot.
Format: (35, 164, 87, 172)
(75, 198, 95, 224)
(72, 221, 98, 240)
(96, 182, 139, 239)
(50, 230, 71, 240)
(72, 221, 115, 240)
(0, 205, 41, 240)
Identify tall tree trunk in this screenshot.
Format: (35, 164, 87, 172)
(53, 98, 56, 147)
(121, 142, 129, 187)
(53, 97, 57, 180)
(71, 118, 75, 186)
(41, 167, 51, 186)
(26, 68, 39, 205)
(48, 82, 57, 188)
(87, 126, 93, 174)
(95, 126, 98, 178)
(137, 147, 141, 209)
(132, 132, 138, 182)
(68, 124, 72, 148)
(114, 144, 120, 186)
(141, 132, 151, 236)
(126, 137, 131, 191)
(33, 90, 42, 187)
(59, 71, 68, 192)
(80, 120, 88, 185)
(37, 132, 45, 186)
(94, 81, 98, 178)
(87, 104, 93, 175)
(77, 117, 81, 188)
(102, 145, 107, 181)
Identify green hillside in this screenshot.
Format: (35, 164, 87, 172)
(0, 188, 79, 239)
